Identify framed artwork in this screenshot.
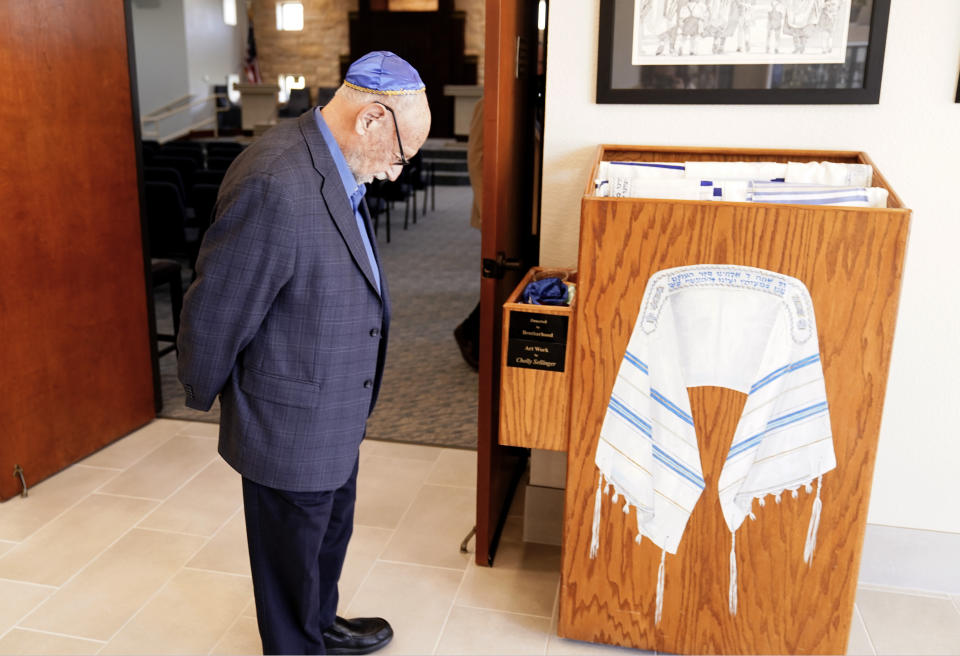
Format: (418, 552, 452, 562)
(597, 0, 891, 104)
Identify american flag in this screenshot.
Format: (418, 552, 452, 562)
(244, 22, 262, 83)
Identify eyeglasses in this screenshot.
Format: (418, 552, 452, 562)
(375, 101, 409, 167)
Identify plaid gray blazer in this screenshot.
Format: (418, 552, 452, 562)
(177, 111, 390, 491)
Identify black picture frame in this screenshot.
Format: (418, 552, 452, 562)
(597, 0, 891, 104)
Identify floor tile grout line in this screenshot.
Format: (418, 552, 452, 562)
(83, 427, 179, 476)
(375, 472, 439, 561)
(133, 525, 225, 539)
(1, 467, 124, 546)
(857, 582, 954, 599)
(95, 491, 167, 502)
(0, 584, 61, 646)
(854, 603, 878, 656)
(95, 524, 222, 649)
(207, 609, 252, 656)
(374, 558, 468, 573)
(422, 482, 478, 491)
(2, 624, 108, 644)
(129, 452, 224, 528)
(182, 566, 251, 579)
(94, 433, 219, 503)
(431, 559, 471, 655)
(74, 464, 125, 472)
(341, 542, 389, 615)
(453, 602, 556, 621)
(0, 576, 58, 589)
(12, 492, 207, 637)
(546, 577, 562, 654)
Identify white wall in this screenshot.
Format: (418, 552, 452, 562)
(183, 0, 245, 103)
(540, 0, 960, 534)
(131, 0, 191, 115)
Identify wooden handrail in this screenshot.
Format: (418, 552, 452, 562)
(142, 93, 194, 118)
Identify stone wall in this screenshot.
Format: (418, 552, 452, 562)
(252, 0, 357, 97)
(252, 0, 483, 98)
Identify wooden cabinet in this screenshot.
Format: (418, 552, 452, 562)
(558, 145, 910, 654)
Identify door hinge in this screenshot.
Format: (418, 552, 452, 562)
(482, 253, 523, 279)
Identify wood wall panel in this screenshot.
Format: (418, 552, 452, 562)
(559, 146, 910, 653)
(0, 1, 155, 500)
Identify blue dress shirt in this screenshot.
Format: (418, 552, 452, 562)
(313, 108, 381, 294)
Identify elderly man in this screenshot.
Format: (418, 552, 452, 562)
(177, 52, 431, 654)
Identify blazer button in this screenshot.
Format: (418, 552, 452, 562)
(363, 380, 373, 389)
(369, 328, 380, 337)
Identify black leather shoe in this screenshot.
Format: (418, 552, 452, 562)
(322, 616, 393, 655)
(454, 323, 479, 371)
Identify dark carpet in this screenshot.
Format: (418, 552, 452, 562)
(156, 184, 480, 449)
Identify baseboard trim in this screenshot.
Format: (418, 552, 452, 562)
(858, 524, 960, 594)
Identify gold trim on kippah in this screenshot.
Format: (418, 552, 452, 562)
(343, 80, 426, 96)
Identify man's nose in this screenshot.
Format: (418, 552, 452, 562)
(386, 165, 402, 182)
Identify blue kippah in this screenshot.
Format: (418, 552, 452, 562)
(344, 51, 426, 96)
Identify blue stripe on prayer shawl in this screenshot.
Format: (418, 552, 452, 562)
(651, 389, 695, 426)
(700, 180, 713, 186)
(607, 397, 705, 489)
(652, 449, 706, 489)
(608, 396, 652, 436)
(610, 162, 685, 171)
(751, 194, 869, 205)
(784, 195, 869, 205)
(750, 354, 821, 394)
(726, 401, 829, 460)
(623, 351, 648, 374)
(753, 188, 864, 197)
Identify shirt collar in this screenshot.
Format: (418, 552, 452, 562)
(314, 108, 366, 211)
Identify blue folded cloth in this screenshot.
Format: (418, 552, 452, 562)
(521, 277, 569, 305)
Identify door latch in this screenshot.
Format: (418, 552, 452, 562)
(482, 252, 523, 279)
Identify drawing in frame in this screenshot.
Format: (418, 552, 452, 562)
(597, 0, 891, 104)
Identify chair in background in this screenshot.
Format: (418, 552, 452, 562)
(365, 185, 391, 243)
(206, 155, 237, 172)
(408, 152, 434, 216)
(160, 142, 204, 166)
(214, 84, 242, 132)
(193, 169, 226, 188)
(151, 258, 182, 358)
(188, 183, 220, 241)
(144, 167, 187, 207)
(206, 142, 244, 159)
(141, 140, 160, 165)
(145, 180, 199, 273)
(278, 88, 312, 118)
(152, 155, 198, 193)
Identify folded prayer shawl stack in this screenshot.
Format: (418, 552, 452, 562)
(590, 264, 836, 622)
(594, 159, 887, 208)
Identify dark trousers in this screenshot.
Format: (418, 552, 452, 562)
(242, 459, 358, 655)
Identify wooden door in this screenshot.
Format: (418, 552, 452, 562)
(475, 0, 541, 565)
(0, 0, 155, 500)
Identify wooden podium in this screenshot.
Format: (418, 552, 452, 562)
(557, 145, 910, 654)
(235, 83, 278, 131)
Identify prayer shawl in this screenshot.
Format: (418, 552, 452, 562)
(590, 264, 835, 621)
(746, 181, 888, 208)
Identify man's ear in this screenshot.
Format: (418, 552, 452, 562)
(354, 103, 386, 136)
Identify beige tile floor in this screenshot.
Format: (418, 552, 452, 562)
(0, 419, 957, 655)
